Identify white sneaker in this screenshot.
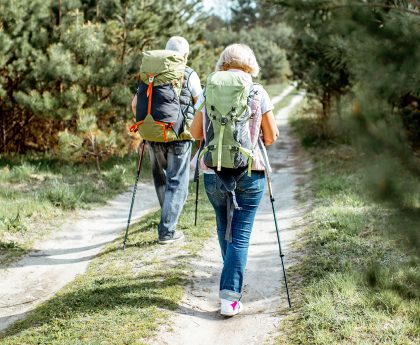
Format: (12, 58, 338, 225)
(220, 298, 243, 316)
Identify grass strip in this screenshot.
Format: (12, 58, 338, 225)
(0, 179, 215, 344)
(0, 152, 152, 264)
(277, 105, 420, 344)
(265, 83, 288, 99)
(272, 89, 300, 115)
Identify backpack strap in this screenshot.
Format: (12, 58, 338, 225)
(237, 146, 253, 176)
(194, 87, 206, 116)
(146, 74, 155, 115)
(217, 116, 227, 171)
(130, 74, 155, 133)
(195, 101, 205, 116)
(247, 83, 258, 107)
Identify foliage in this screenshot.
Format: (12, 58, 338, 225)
(0, 0, 204, 163)
(0, 152, 152, 264)
(230, 0, 259, 31)
(0, 0, 294, 160)
(274, 0, 420, 131)
(273, 0, 420, 251)
(279, 113, 420, 343)
(205, 22, 292, 82)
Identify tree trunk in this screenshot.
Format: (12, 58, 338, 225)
(321, 91, 331, 120)
(95, 155, 101, 173)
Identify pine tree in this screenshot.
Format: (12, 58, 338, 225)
(0, 0, 204, 167)
(275, 0, 420, 249)
(230, 0, 259, 31)
(205, 1, 293, 82)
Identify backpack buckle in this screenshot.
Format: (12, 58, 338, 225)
(220, 117, 228, 125)
(231, 146, 239, 152)
(148, 74, 154, 83)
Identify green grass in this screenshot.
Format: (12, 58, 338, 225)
(0, 151, 152, 264)
(277, 105, 420, 344)
(265, 82, 289, 99)
(0, 180, 215, 344)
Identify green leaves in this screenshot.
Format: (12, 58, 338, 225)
(0, 0, 203, 154)
(280, 0, 420, 254)
(14, 90, 59, 115)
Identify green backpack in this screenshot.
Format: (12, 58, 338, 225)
(199, 71, 256, 175)
(131, 50, 187, 142)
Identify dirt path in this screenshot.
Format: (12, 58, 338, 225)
(270, 83, 297, 105)
(0, 183, 159, 332)
(149, 91, 310, 345)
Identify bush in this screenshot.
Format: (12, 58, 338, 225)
(43, 180, 80, 210)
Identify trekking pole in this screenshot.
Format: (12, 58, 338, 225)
(122, 140, 146, 251)
(258, 139, 292, 308)
(194, 141, 204, 226)
(194, 176, 199, 226)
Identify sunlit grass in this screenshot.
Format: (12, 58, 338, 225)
(0, 180, 215, 344)
(265, 82, 289, 98)
(0, 152, 152, 264)
(277, 109, 420, 344)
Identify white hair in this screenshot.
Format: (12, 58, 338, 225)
(165, 36, 190, 57)
(215, 44, 260, 77)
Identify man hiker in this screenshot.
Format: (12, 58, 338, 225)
(131, 36, 202, 244)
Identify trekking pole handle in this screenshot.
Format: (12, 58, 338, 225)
(265, 170, 275, 201)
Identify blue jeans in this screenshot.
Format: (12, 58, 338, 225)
(148, 141, 192, 240)
(204, 171, 265, 301)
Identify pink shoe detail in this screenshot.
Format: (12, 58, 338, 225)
(230, 301, 238, 310)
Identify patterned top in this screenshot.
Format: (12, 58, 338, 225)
(195, 69, 273, 172)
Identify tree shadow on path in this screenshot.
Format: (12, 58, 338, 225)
(1, 272, 181, 339)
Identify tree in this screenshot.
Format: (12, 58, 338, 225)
(230, 0, 259, 31)
(0, 0, 205, 167)
(205, 8, 293, 83)
(275, 0, 420, 249)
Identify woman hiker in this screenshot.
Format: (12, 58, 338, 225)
(190, 43, 279, 316)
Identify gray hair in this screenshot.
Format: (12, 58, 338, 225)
(165, 36, 190, 57)
(216, 44, 260, 77)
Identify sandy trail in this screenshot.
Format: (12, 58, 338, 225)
(270, 82, 296, 105)
(150, 90, 310, 345)
(0, 183, 159, 332)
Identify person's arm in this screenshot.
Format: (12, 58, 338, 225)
(190, 111, 204, 140)
(261, 110, 279, 146)
(131, 95, 137, 116)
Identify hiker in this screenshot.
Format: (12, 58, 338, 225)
(190, 43, 279, 316)
(131, 36, 202, 244)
